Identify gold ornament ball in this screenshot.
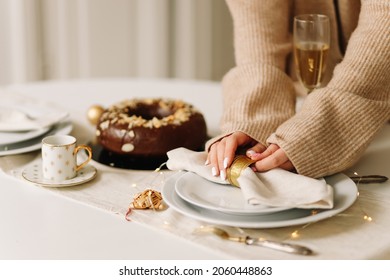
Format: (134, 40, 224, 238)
(87, 105, 105, 125)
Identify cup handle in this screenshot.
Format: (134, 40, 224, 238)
(74, 145, 93, 172)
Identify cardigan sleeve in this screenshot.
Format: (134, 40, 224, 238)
(206, 0, 296, 149)
(268, 0, 390, 178)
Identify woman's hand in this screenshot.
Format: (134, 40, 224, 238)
(207, 132, 295, 180)
(206, 132, 266, 180)
(247, 143, 295, 172)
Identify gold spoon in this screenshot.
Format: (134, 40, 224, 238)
(194, 225, 313, 255)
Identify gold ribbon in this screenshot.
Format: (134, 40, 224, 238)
(125, 189, 165, 221)
(226, 155, 256, 187)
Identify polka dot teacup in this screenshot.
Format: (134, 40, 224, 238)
(42, 135, 92, 181)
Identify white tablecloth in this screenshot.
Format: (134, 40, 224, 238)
(1, 78, 390, 260)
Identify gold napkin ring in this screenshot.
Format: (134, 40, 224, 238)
(227, 155, 256, 187)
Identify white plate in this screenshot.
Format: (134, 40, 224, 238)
(162, 172, 358, 228)
(0, 127, 50, 146)
(22, 163, 97, 187)
(0, 95, 68, 131)
(0, 121, 73, 156)
(175, 172, 291, 215)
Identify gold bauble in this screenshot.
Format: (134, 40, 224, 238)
(87, 105, 105, 125)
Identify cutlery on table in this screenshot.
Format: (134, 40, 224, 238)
(194, 225, 313, 256)
(349, 175, 388, 184)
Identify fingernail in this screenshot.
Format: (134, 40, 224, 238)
(220, 169, 226, 180)
(211, 167, 218, 177)
(204, 159, 210, 165)
(247, 151, 261, 159)
(223, 157, 229, 169)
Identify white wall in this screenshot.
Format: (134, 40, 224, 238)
(0, 0, 234, 85)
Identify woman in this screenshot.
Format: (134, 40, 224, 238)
(206, 0, 390, 179)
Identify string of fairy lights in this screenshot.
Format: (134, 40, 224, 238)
(284, 171, 374, 241)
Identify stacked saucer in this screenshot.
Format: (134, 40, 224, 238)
(0, 94, 72, 156)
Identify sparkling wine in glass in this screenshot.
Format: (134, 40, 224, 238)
(293, 14, 330, 93)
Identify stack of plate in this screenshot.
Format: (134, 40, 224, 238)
(162, 172, 358, 229)
(0, 95, 72, 156)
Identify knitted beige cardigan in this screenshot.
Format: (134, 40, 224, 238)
(207, 0, 390, 178)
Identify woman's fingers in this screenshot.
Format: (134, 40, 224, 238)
(253, 144, 295, 172)
(219, 136, 240, 179)
(207, 133, 300, 178)
(246, 143, 271, 160)
(278, 160, 295, 171)
(207, 142, 221, 177)
(208, 140, 295, 175)
(206, 132, 256, 179)
(216, 139, 228, 179)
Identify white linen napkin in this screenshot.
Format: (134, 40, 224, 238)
(166, 147, 334, 209)
(1, 92, 69, 131)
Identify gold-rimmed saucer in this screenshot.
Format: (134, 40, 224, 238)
(22, 162, 97, 187)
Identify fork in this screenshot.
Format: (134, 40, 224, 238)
(194, 225, 313, 255)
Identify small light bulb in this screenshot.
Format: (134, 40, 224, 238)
(363, 215, 373, 222)
(291, 230, 300, 239)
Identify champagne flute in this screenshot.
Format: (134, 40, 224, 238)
(293, 14, 330, 93)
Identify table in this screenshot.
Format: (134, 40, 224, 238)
(1, 78, 390, 260)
